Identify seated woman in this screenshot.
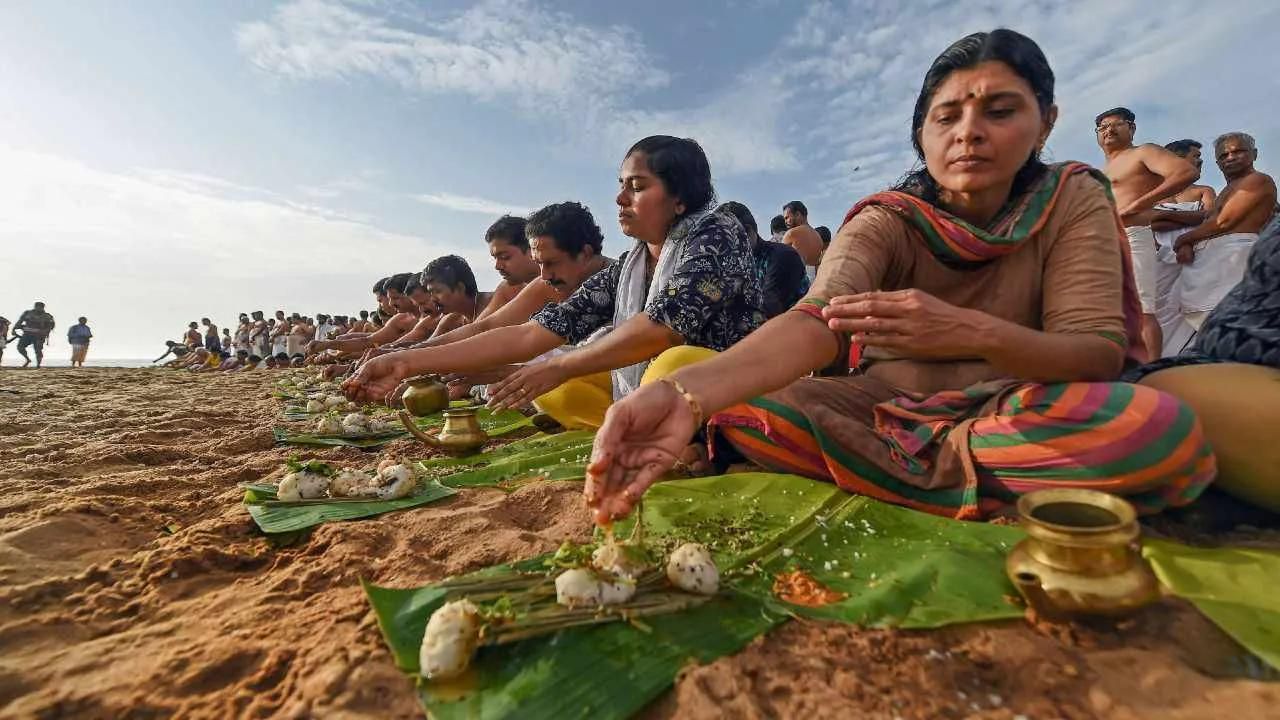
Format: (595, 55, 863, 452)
(1128, 211, 1280, 512)
(344, 136, 765, 428)
(584, 29, 1215, 524)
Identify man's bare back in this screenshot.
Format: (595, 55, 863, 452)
(1213, 171, 1277, 235)
(783, 225, 823, 267)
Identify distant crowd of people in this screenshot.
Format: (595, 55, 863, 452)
(153, 311, 387, 372)
(0, 302, 93, 368)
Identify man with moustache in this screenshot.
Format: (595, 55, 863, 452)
(1151, 139, 1217, 355)
(477, 215, 541, 320)
(1096, 107, 1199, 360)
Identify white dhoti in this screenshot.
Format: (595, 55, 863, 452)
(1175, 232, 1257, 324)
(805, 265, 817, 283)
(1124, 225, 1159, 314)
(1152, 202, 1199, 356)
(272, 337, 287, 357)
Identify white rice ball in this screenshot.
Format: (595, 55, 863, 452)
(376, 464, 416, 500)
(341, 413, 370, 434)
(277, 471, 330, 502)
(666, 543, 719, 595)
(419, 599, 480, 680)
(555, 568, 602, 608)
(305, 399, 325, 413)
(330, 469, 375, 498)
(314, 415, 344, 435)
(598, 577, 637, 605)
(324, 394, 348, 409)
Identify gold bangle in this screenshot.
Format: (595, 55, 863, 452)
(659, 377, 703, 427)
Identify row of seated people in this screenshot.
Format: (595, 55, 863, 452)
(314, 28, 1277, 523)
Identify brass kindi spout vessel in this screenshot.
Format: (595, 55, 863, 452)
(1006, 488, 1160, 621)
(398, 407, 488, 457)
(400, 375, 450, 417)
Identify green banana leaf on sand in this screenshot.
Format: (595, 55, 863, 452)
(364, 473, 1029, 720)
(1144, 539, 1280, 673)
(243, 432, 595, 533)
(243, 480, 458, 534)
(275, 407, 533, 448)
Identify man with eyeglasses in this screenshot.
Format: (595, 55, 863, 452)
(1096, 107, 1199, 362)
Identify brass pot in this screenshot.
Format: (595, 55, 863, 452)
(398, 408, 488, 457)
(401, 375, 450, 417)
(1006, 488, 1160, 620)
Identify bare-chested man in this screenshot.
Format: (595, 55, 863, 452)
(308, 273, 420, 356)
(780, 201, 823, 281)
(183, 321, 201, 349)
(1150, 139, 1217, 355)
(1096, 107, 1198, 361)
(248, 311, 268, 357)
(479, 215, 541, 321)
(1170, 132, 1277, 330)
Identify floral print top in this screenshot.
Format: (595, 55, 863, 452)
(533, 209, 765, 349)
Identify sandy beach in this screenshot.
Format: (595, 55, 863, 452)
(2, 368, 1278, 719)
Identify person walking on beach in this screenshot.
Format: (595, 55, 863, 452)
(67, 317, 93, 367)
(14, 302, 56, 368)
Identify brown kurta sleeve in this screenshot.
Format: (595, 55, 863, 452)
(790, 206, 908, 373)
(1039, 173, 1127, 348)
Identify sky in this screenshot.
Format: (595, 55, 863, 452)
(3, 0, 1278, 361)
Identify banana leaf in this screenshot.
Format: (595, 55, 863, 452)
(1144, 539, 1280, 671)
(363, 473, 1030, 719)
(275, 407, 533, 448)
(243, 480, 458, 534)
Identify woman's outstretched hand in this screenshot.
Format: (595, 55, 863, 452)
(584, 380, 699, 525)
(824, 289, 983, 358)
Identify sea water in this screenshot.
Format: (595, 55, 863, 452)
(0, 358, 156, 368)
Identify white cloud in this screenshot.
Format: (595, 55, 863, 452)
(236, 0, 798, 175)
(0, 146, 455, 358)
(236, 0, 667, 112)
(415, 191, 531, 216)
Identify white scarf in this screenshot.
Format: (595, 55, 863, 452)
(610, 202, 716, 400)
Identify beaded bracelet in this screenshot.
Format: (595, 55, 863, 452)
(659, 377, 704, 427)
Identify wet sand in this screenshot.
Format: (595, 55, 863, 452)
(1, 368, 1276, 719)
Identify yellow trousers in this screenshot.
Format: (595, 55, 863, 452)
(1140, 362, 1280, 512)
(534, 346, 718, 430)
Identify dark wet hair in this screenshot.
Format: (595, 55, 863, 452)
(782, 200, 808, 217)
(769, 214, 787, 235)
(816, 226, 832, 246)
(201, 317, 210, 323)
(372, 276, 390, 295)
(403, 272, 426, 295)
(899, 29, 1054, 202)
(359, 309, 369, 319)
(1095, 107, 1135, 127)
(219, 351, 231, 359)
(486, 215, 530, 251)
(421, 255, 478, 296)
(274, 352, 289, 361)
(625, 136, 714, 215)
(717, 201, 758, 238)
(78, 316, 88, 324)
(236, 349, 248, 356)
(1165, 139, 1201, 157)
(189, 322, 198, 328)
(525, 202, 605, 256)
(248, 354, 262, 363)
(385, 272, 414, 294)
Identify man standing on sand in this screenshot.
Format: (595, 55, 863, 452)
(201, 318, 220, 353)
(781, 201, 824, 281)
(1151, 139, 1217, 355)
(1096, 107, 1198, 361)
(249, 311, 269, 358)
(184, 322, 201, 349)
(0, 316, 10, 365)
(1171, 132, 1277, 330)
(14, 302, 56, 368)
(67, 317, 93, 367)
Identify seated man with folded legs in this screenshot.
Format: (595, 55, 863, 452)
(344, 136, 764, 430)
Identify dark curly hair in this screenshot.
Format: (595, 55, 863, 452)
(525, 202, 605, 256)
(897, 29, 1054, 202)
(421, 255, 478, 296)
(485, 215, 529, 251)
(625, 136, 715, 216)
